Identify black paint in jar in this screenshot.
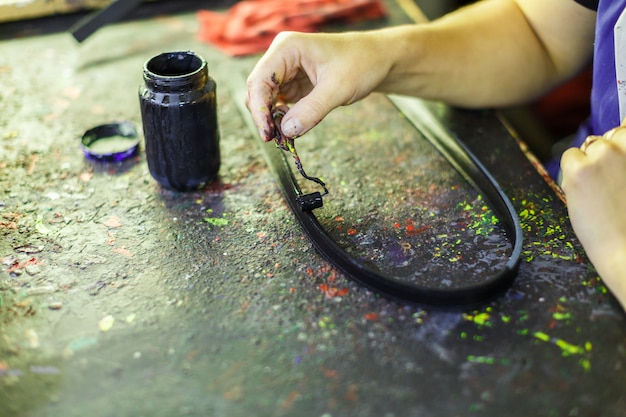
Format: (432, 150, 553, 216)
(139, 51, 220, 191)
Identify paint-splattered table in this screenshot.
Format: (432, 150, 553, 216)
(1, 2, 624, 417)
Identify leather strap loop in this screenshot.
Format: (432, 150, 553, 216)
(234, 84, 523, 306)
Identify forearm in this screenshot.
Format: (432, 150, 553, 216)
(374, 0, 595, 108)
(245, 0, 595, 140)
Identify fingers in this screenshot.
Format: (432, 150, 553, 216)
(574, 125, 626, 156)
(561, 125, 626, 191)
(559, 147, 586, 191)
(583, 131, 626, 159)
(247, 31, 366, 141)
(604, 124, 626, 142)
(246, 35, 293, 141)
(246, 69, 281, 142)
(579, 135, 601, 153)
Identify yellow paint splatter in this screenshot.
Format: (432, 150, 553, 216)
(98, 315, 115, 332)
(463, 312, 491, 326)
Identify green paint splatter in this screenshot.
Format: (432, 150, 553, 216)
(467, 355, 495, 365)
(552, 312, 572, 321)
(532, 331, 592, 371)
(464, 307, 495, 327)
(516, 198, 579, 262)
(555, 339, 585, 355)
(204, 217, 228, 227)
(579, 358, 591, 371)
(318, 316, 335, 330)
(466, 355, 511, 366)
(463, 312, 491, 326)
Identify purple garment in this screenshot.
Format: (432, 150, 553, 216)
(573, 1, 624, 147)
(546, 1, 624, 178)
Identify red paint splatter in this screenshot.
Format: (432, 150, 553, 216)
(328, 270, 337, 282)
(364, 313, 378, 321)
(279, 390, 301, 414)
(336, 288, 349, 296)
(27, 154, 38, 175)
(319, 284, 348, 297)
(112, 247, 134, 257)
(203, 181, 233, 193)
(347, 228, 357, 236)
(406, 225, 429, 236)
(0, 220, 17, 229)
(103, 216, 122, 228)
(345, 384, 359, 403)
(6, 257, 40, 273)
(322, 367, 339, 379)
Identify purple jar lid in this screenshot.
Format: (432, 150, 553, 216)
(80, 121, 140, 162)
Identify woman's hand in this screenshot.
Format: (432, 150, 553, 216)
(245, 30, 392, 142)
(561, 121, 626, 309)
(245, 0, 595, 144)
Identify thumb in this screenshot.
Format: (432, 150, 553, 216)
(280, 83, 349, 138)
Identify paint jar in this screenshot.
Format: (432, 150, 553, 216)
(139, 51, 220, 191)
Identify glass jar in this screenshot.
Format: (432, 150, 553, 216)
(139, 51, 220, 191)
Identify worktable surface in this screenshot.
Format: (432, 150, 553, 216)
(1, 2, 624, 416)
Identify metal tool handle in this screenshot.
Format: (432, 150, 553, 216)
(70, 0, 143, 42)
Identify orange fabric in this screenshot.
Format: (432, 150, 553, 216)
(197, 0, 386, 56)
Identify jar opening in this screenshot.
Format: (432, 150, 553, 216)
(146, 51, 204, 78)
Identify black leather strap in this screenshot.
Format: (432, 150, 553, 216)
(234, 86, 523, 306)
